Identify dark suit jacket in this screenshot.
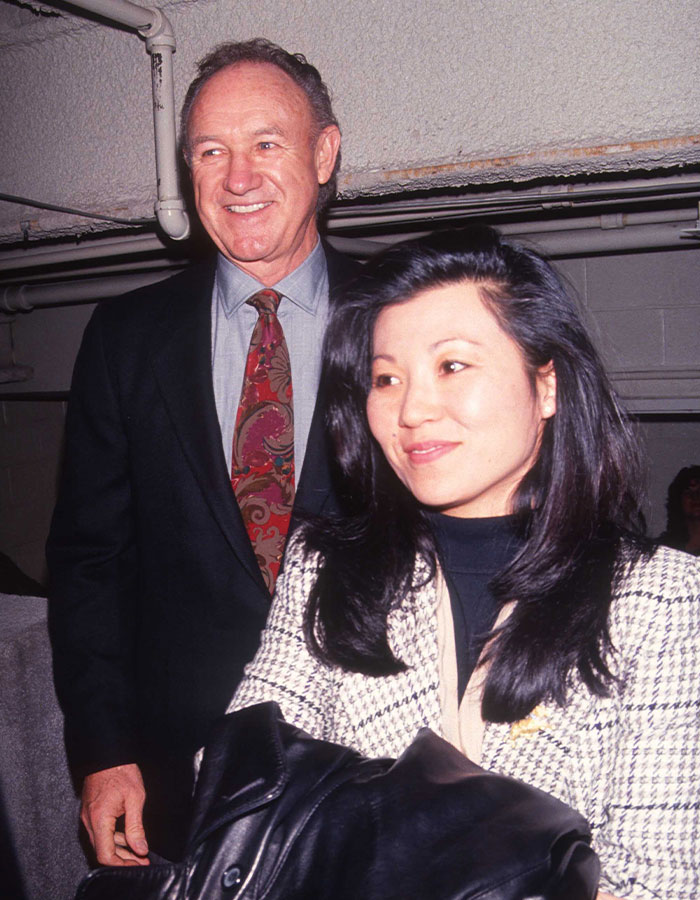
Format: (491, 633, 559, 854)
(46, 243, 360, 857)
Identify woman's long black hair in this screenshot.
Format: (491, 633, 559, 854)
(303, 225, 650, 723)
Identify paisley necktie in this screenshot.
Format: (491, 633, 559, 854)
(231, 289, 295, 594)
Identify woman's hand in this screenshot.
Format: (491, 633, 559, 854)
(597, 892, 625, 900)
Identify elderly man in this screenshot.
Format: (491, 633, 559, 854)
(47, 39, 360, 866)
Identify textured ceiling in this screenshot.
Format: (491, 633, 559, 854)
(1, 0, 698, 242)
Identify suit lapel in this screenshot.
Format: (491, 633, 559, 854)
(150, 263, 265, 589)
(293, 244, 363, 523)
(292, 382, 335, 525)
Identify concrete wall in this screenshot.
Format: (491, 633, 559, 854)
(1, 0, 699, 241)
(554, 246, 700, 414)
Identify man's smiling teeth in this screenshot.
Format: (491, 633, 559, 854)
(225, 202, 269, 213)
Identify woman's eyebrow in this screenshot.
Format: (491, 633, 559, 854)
(430, 336, 484, 351)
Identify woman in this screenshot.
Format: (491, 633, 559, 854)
(226, 227, 700, 899)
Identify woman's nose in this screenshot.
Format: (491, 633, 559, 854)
(398, 379, 439, 428)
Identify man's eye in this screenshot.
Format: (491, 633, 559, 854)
(258, 141, 276, 150)
(200, 147, 222, 158)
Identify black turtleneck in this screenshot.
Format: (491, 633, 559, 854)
(427, 513, 523, 700)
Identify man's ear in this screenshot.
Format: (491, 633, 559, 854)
(537, 361, 557, 420)
(315, 125, 341, 185)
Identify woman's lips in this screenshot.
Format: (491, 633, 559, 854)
(403, 441, 458, 465)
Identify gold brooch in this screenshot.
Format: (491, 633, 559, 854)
(509, 704, 550, 744)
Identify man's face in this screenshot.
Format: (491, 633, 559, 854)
(187, 62, 340, 285)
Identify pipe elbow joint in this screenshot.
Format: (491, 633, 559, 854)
(155, 200, 191, 241)
(140, 8, 176, 51)
(1, 285, 32, 313)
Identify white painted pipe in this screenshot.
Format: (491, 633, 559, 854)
(48, 0, 190, 241)
(0, 270, 178, 313)
(1, 219, 695, 313)
(0, 234, 168, 272)
(516, 221, 698, 257)
(61, 0, 153, 29)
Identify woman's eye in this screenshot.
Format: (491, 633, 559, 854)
(372, 373, 399, 388)
(440, 360, 468, 375)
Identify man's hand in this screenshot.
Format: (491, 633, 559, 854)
(81, 763, 150, 866)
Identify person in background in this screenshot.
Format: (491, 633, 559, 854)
(659, 464, 700, 555)
(47, 38, 360, 866)
(224, 227, 700, 899)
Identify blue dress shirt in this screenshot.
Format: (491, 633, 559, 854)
(211, 239, 330, 476)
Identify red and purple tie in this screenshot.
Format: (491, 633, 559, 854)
(231, 289, 295, 594)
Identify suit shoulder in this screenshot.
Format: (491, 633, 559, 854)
(610, 544, 700, 662)
(323, 242, 363, 296)
(91, 259, 216, 333)
(618, 542, 700, 597)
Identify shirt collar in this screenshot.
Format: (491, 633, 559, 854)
(215, 238, 327, 317)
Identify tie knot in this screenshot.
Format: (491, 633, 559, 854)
(247, 289, 282, 315)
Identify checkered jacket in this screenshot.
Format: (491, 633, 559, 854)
(229, 536, 700, 899)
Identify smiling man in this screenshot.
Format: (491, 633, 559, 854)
(47, 39, 360, 867)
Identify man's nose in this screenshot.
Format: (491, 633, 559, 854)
(222, 153, 262, 194)
(398, 379, 439, 428)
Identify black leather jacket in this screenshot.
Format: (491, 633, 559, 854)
(76, 702, 599, 900)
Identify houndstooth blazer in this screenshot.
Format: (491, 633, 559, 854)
(228, 535, 700, 900)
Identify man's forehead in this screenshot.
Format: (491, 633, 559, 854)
(189, 60, 313, 130)
(202, 60, 306, 102)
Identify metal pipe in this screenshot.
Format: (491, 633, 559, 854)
(45, 0, 190, 241)
(2, 204, 695, 275)
(0, 270, 177, 313)
(2, 219, 695, 312)
(327, 174, 700, 228)
(514, 221, 697, 257)
(61, 0, 153, 29)
(328, 202, 698, 233)
(0, 234, 168, 272)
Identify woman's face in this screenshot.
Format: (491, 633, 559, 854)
(366, 281, 556, 518)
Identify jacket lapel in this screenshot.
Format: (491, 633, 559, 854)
(293, 244, 363, 523)
(150, 262, 265, 588)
